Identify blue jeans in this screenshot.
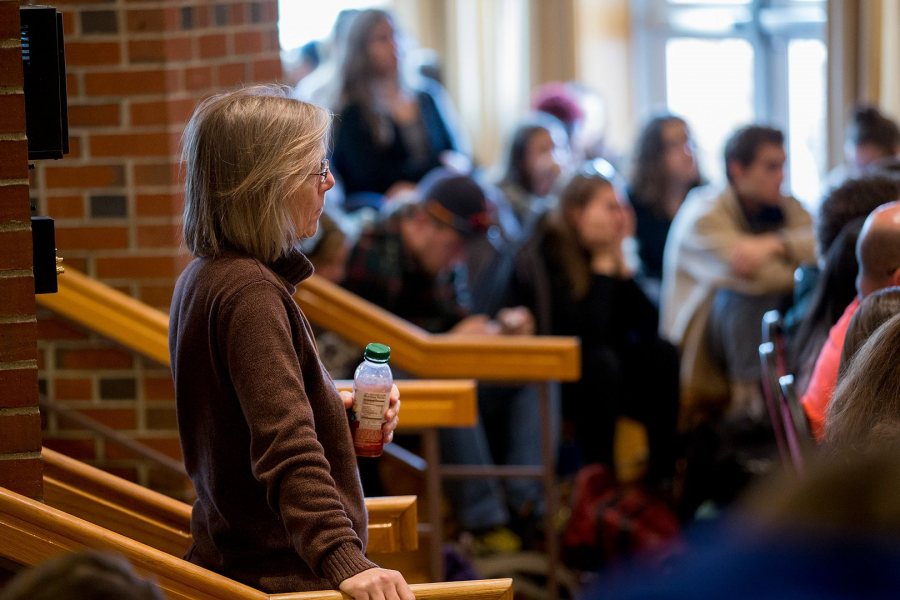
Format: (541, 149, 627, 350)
(439, 383, 557, 531)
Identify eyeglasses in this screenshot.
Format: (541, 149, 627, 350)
(313, 159, 329, 184)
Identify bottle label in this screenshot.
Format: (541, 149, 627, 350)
(352, 390, 390, 456)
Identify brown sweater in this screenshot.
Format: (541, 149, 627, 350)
(169, 250, 376, 592)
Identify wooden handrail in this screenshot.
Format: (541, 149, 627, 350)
(0, 486, 512, 600)
(36, 267, 579, 381)
(41, 448, 418, 556)
(297, 276, 579, 381)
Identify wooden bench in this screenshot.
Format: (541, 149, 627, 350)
(0, 486, 513, 600)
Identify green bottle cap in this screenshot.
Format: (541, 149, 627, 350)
(364, 342, 391, 363)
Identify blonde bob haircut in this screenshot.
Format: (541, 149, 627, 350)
(181, 84, 331, 263)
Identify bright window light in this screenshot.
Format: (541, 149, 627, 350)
(787, 39, 827, 207)
(278, 0, 389, 52)
(666, 38, 755, 185)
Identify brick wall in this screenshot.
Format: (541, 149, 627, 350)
(0, 0, 41, 499)
(32, 0, 281, 496)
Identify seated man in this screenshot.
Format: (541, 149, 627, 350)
(342, 172, 538, 550)
(661, 125, 814, 420)
(802, 201, 900, 439)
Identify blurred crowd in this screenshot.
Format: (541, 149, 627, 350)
(286, 7, 900, 595)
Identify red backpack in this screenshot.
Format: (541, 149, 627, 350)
(562, 464, 681, 571)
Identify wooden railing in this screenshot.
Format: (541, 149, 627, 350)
(35, 267, 578, 597)
(41, 448, 418, 556)
(36, 267, 579, 381)
(0, 486, 513, 600)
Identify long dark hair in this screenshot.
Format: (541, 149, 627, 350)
(333, 9, 401, 146)
(629, 114, 701, 214)
(499, 114, 567, 195)
(789, 218, 864, 376)
(545, 171, 615, 301)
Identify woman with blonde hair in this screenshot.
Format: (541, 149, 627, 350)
(172, 85, 410, 598)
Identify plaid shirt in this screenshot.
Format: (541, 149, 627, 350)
(342, 216, 468, 334)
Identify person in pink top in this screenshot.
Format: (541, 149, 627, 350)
(802, 200, 900, 438)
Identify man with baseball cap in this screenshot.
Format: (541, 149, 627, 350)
(343, 171, 497, 334)
(342, 170, 539, 554)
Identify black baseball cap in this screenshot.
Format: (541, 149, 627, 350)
(418, 170, 491, 238)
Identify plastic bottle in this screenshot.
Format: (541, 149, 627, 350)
(351, 342, 393, 457)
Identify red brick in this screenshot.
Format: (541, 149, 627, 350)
(0, 93, 25, 135)
(95, 255, 184, 279)
(263, 30, 280, 52)
(45, 165, 125, 189)
(62, 408, 136, 430)
(261, 1, 278, 22)
(56, 348, 133, 370)
(126, 8, 179, 33)
(0, 321, 36, 362)
(198, 34, 227, 59)
(90, 132, 175, 157)
(0, 46, 24, 88)
(54, 377, 92, 400)
(251, 57, 283, 83)
(234, 31, 263, 54)
(139, 283, 176, 309)
(216, 63, 246, 88)
(136, 193, 181, 217)
(106, 435, 182, 461)
(46, 195, 86, 219)
(137, 223, 180, 249)
(134, 162, 176, 186)
(0, 457, 42, 499)
(131, 97, 196, 127)
(67, 73, 80, 97)
(231, 2, 248, 26)
(128, 37, 192, 64)
(65, 41, 121, 67)
(67, 135, 83, 159)
(0, 230, 33, 270)
(0, 3, 21, 39)
(61, 10, 75, 36)
(67, 103, 121, 128)
(185, 66, 213, 91)
(57, 226, 130, 250)
(0, 412, 41, 453)
(84, 69, 178, 96)
(194, 4, 211, 29)
(43, 437, 96, 461)
(0, 276, 35, 316)
(0, 368, 38, 409)
(0, 184, 29, 222)
(143, 376, 174, 401)
(0, 139, 28, 179)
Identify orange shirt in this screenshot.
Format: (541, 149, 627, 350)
(801, 296, 861, 440)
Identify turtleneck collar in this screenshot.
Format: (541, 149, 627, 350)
(270, 247, 315, 290)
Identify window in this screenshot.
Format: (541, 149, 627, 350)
(278, 0, 389, 53)
(632, 0, 827, 206)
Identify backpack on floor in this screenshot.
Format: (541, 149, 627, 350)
(562, 463, 680, 572)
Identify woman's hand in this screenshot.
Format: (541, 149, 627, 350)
(339, 567, 414, 600)
(341, 384, 401, 444)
